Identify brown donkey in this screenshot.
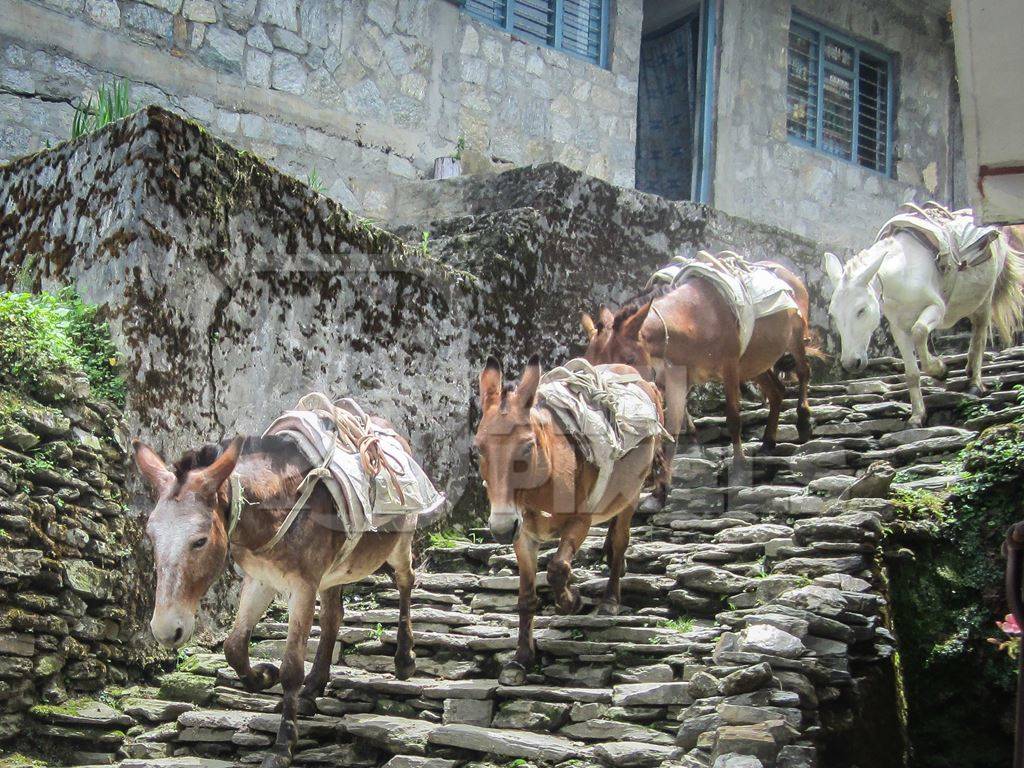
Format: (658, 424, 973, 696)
(583, 261, 815, 510)
(474, 355, 663, 685)
(134, 434, 418, 768)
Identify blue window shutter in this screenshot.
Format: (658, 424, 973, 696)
(459, 0, 608, 67)
(466, 0, 508, 27)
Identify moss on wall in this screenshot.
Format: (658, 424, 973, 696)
(888, 423, 1024, 768)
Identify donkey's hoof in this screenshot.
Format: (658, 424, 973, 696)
(249, 663, 280, 691)
(639, 495, 664, 514)
(556, 587, 582, 615)
(907, 414, 925, 429)
(395, 654, 417, 681)
(297, 696, 317, 717)
(967, 384, 988, 398)
(594, 600, 620, 617)
(927, 361, 949, 380)
(499, 662, 528, 686)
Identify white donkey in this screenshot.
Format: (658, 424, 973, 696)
(824, 221, 1024, 427)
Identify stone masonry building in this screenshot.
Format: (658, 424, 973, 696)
(0, 0, 961, 250)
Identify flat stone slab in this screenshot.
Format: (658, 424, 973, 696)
(428, 723, 580, 762)
(592, 740, 680, 767)
(30, 699, 134, 728)
(344, 714, 439, 756)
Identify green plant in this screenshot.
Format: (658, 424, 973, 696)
(956, 397, 990, 421)
(371, 623, 386, 641)
(420, 231, 431, 256)
(454, 135, 466, 160)
(428, 529, 469, 549)
(306, 168, 326, 194)
(71, 80, 137, 139)
(661, 617, 695, 634)
(0, 288, 125, 405)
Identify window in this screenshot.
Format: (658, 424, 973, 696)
(458, 0, 611, 67)
(786, 15, 893, 174)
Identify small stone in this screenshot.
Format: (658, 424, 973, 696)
(612, 682, 692, 707)
(739, 625, 805, 659)
(721, 663, 774, 696)
(592, 741, 679, 767)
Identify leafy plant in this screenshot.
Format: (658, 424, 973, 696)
(0, 288, 125, 405)
(306, 168, 326, 194)
(454, 135, 466, 160)
(371, 623, 386, 641)
(71, 80, 137, 139)
(420, 231, 431, 257)
(661, 617, 695, 634)
(427, 529, 469, 549)
(956, 397, 990, 422)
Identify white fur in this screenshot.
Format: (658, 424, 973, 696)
(824, 231, 1005, 426)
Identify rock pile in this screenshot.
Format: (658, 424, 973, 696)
(0, 371, 140, 762)
(28, 346, 1024, 767)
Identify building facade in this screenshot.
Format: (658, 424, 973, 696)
(0, 0, 960, 249)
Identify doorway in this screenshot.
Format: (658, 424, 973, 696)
(636, 0, 717, 202)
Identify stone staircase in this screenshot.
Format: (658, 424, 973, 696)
(35, 346, 1024, 768)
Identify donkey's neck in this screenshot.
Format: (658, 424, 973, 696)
(519, 406, 595, 515)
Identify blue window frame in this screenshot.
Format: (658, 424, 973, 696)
(786, 14, 894, 175)
(455, 0, 611, 68)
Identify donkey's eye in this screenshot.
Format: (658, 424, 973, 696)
(857, 307, 868, 318)
(191, 537, 208, 550)
(518, 441, 535, 458)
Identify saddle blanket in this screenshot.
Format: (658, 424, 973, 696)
(263, 393, 447, 537)
(648, 252, 799, 355)
(876, 202, 1000, 272)
(538, 359, 669, 513)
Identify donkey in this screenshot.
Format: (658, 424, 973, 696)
(474, 355, 663, 685)
(583, 261, 815, 510)
(824, 226, 1024, 426)
(134, 434, 418, 768)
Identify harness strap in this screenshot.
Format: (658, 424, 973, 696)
(228, 474, 245, 539)
(650, 302, 672, 369)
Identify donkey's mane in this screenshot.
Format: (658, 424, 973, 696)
(608, 283, 674, 330)
(171, 435, 301, 486)
(843, 237, 893, 278)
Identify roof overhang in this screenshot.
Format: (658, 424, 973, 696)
(952, 0, 1024, 224)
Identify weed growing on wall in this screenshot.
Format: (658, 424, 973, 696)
(888, 422, 1024, 767)
(0, 289, 125, 405)
(71, 80, 137, 140)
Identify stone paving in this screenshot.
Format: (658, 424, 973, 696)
(44, 346, 1024, 768)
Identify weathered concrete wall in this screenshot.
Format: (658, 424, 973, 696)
(0, 0, 641, 218)
(713, 0, 963, 250)
(390, 161, 837, 344)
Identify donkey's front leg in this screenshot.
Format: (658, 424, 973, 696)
(500, 533, 539, 687)
(388, 534, 417, 681)
(912, 303, 948, 381)
(642, 364, 688, 513)
(224, 577, 278, 692)
(966, 305, 992, 396)
(262, 583, 316, 768)
(297, 586, 342, 715)
(892, 326, 927, 427)
(547, 518, 590, 615)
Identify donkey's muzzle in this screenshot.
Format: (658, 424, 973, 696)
(151, 610, 194, 649)
(489, 513, 520, 545)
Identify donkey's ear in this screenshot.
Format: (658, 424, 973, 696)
(618, 300, 652, 340)
(194, 436, 244, 497)
(853, 249, 887, 288)
(479, 356, 503, 411)
(133, 440, 175, 498)
(581, 313, 597, 339)
(822, 252, 844, 288)
(598, 305, 615, 327)
(516, 354, 542, 409)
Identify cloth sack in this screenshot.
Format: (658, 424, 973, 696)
(537, 359, 668, 513)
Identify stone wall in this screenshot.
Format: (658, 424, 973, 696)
(0, 350, 141, 749)
(0, 0, 642, 218)
(712, 0, 963, 250)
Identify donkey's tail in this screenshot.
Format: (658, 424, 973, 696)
(992, 229, 1024, 347)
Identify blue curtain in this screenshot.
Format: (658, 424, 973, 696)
(636, 17, 698, 201)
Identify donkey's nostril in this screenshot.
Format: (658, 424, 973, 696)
(173, 626, 183, 643)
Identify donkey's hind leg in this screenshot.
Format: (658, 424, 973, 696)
(754, 370, 785, 452)
(597, 503, 635, 616)
(224, 577, 279, 692)
(298, 586, 343, 715)
(792, 335, 813, 443)
(966, 304, 992, 396)
(387, 534, 417, 681)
